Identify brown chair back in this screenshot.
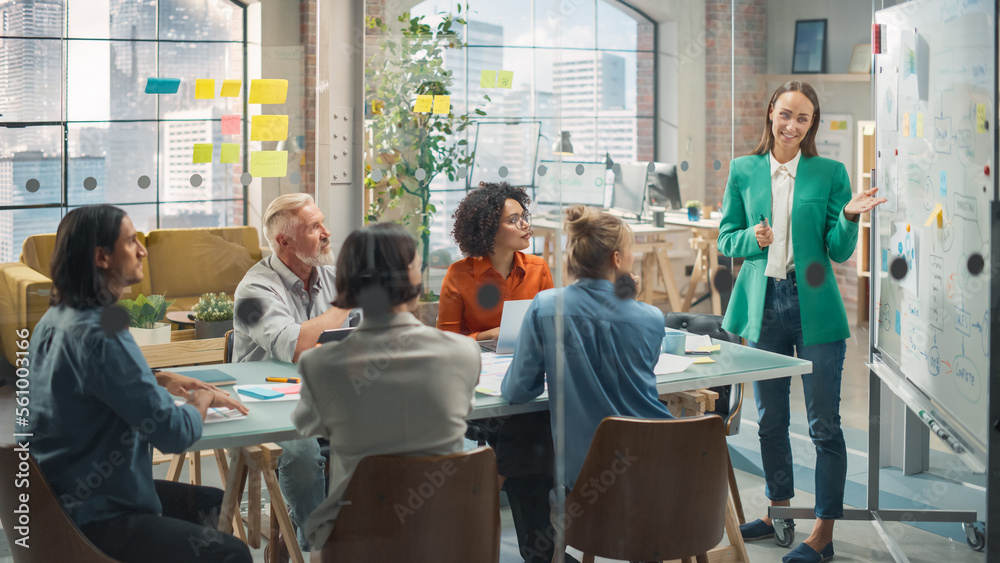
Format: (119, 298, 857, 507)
(224, 329, 235, 363)
(563, 416, 729, 561)
(321, 446, 499, 563)
(0, 444, 122, 562)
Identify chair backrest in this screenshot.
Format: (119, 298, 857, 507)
(224, 329, 235, 363)
(0, 445, 122, 563)
(563, 416, 729, 561)
(20, 232, 153, 299)
(664, 312, 744, 434)
(321, 446, 500, 563)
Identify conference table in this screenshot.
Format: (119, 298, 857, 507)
(178, 341, 811, 563)
(532, 213, 724, 314)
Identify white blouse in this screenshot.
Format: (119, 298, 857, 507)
(765, 150, 800, 279)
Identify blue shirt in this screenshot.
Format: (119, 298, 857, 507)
(25, 305, 203, 527)
(501, 278, 673, 488)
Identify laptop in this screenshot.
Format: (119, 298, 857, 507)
(478, 299, 533, 355)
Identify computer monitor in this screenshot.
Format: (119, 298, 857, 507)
(610, 162, 649, 219)
(646, 163, 682, 210)
(536, 160, 608, 207)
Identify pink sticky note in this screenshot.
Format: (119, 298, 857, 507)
(221, 114, 240, 135)
(273, 384, 301, 395)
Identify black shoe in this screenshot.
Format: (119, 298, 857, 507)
(739, 518, 777, 541)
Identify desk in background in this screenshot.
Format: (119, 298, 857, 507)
(532, 214, 723, 315)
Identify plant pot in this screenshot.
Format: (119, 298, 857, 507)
(194, 319, 233, 340)
(129, 322, 171, 346)
(687, 206, 702, 221)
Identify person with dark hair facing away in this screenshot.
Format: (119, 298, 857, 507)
(291, 222, 480, 549)
(502, 206, 675, 561)
(437, 182, 560, 563)
(719, 81, 885, 563)
(25, 205, 251, 563)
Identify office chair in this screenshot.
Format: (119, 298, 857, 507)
(0, 445, 123, 563)
(561, 416, 730, 563)
(321, 447, 500, 563)
(664, 312, 746, 524)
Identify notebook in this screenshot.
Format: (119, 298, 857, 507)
(185, 368, 237, 387)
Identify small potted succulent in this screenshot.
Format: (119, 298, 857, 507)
(192, 292, 234, 340)
(119, 293, 174, 346)
(685, 200, 703, 222)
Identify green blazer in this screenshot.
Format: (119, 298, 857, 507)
(718, 154, 858, 346)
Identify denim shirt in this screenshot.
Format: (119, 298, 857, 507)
(501, 278, 673, 488)
(25, 305, 203, 527)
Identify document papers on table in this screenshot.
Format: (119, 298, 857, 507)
(476, 352, 513, 396)
(653, 353, 697, 375)
(174, 399, 247, 424)
(684, 333, 713, 353)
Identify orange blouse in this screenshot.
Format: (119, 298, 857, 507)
(437, 251, 554, 340)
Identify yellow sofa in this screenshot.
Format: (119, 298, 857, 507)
(0, 226, 262, 365)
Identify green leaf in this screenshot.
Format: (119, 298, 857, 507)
(474, 108, 486, 116)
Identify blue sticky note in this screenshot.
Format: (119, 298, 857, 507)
(882, 248, 889, 272)
(939, 170, 946, 197)
(909, 114, 917, 137)
(145, 77, 181, 94)
(238, 386, 283, 400)
(895, 310, 901, 334)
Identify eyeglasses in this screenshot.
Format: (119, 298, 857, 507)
(505, 211, 531, 229)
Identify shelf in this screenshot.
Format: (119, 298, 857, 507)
(762, 73, 871, 83)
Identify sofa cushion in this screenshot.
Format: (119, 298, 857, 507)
(144, 227, 261, 302)
(19, 232, 153, 298)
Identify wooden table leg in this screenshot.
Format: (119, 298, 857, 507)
(167, 453, 186, 482)
(218, 448, 248, 535)
(247, 447, 263, 549)
(654, 248, 684, 312)
(189, 451, 202, 485)
(683, 240, 707, 311)
(723, 489, 750, 563)
(261, 446, 305, 563)
(212, 448, 246, 542)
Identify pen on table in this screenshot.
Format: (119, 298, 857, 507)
(266, 377, 299, 384)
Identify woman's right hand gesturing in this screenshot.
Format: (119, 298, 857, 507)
(755, 224, 774, 249)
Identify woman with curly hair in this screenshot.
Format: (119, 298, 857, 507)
(437, 181, 564, 563)
(437, 181, 553, 340)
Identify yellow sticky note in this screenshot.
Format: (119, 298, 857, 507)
(697, 344, 722, 352)
(924, 202, 943, 227)
(480, 70, 497, 88)
(248, 79, 288, 104)
(195, 79, 215, 99)
(497, 70, 514, 88)
(830, 121, 839, 130)
(902, 113, 910, 137)
(249, 150, 288, 178)
(432, 95, 451, 115)
(192, 143, 213, 163)
(250, 115, 289, 142)
(693, 356, 716, 364)
(220, 143, 240, 164)
(916, 113, 924, 137)
(413, 95, 433, 113)
(220, 79, 242, 97)
(977, 103, 987, 133)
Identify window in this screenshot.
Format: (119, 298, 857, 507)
(0, 0, 246, 262)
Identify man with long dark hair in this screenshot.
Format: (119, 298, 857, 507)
(26, 205, 250, 563)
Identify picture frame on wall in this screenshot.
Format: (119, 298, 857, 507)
(792, 19, 828, 73)
(848, 43, 872, 73)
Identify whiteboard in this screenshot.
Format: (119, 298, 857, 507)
(874, 0, 994, 462)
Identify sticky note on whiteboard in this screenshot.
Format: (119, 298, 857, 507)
(144, 77, 180, 94)
(195, 79, 215, 99)
(220, 143, 240, 164)
(480, 70, 496, 88)
(432, 95, 450, 115)
(221, 114, 240, 135)
(413, 95, 433, 113)
(250, 150, 288, 177)
(497, 70, 514, 88)
(250, 115, 289, 141)
(220, 79, 242, 97)
(192, 144, 213, 163)
(977, 104, 987, 133)
(249, 79, 288, 104)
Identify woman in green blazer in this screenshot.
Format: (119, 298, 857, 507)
(718, 81, 885, 563)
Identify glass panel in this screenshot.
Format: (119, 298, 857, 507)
(465, 0, 531, 48)
(67, 39, 156, 121)
(0, 38, 63, 122)
(160, 200, 242, 229)
(596, 116, 640, 163)
(0, 208, 63, 264)
(94, 201, 157, 233)
(597, 0, 639, 51)
(535, 49, 600, 118)
(68, 121, 158, 205)
(159, 0, 241, 42)
(0, 0, 65, 38)
(68, 0, 156, 40)
(535, 0, 596, 50)
(0, 146, 63, 206)
(158, 41, 244, 118)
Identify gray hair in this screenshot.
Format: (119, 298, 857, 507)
(263, 193, 315, 253)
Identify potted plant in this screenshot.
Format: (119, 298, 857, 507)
(364, 6, 486, 295)
(685, 200, 703, 221)
(119, 294, 174, 346)
(192, 292, 234, 340)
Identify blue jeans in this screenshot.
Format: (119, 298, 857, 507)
(276, 438, 326, 551)
(749, 273, 847, 520)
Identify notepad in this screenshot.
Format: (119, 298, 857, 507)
(273, 384, 301, 395)
(186, 369, 237, 387)
(238, 387, 284, 400)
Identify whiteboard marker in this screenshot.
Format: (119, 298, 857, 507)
(759, 214, 770, 228)
(918, 410, 966, 453)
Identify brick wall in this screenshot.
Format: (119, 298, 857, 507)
(637, 20, 655, 161)
(302, 0, 317, 195)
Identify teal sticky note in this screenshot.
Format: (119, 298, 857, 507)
(939, 170, 946, 197)
(895, 310, 901, 334)
(145, 77, 181, 94)
(909, 113, 917, 137)
(882, 248, 888, 272)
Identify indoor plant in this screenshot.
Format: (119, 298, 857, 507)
(192, 292, 234, 340)
(685, 200, 703, 221)
(119, 293, 174, 346)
